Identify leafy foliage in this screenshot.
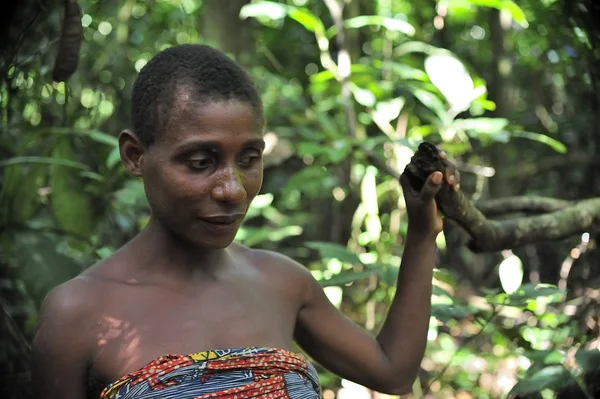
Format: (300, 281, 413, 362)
(1, 0, 600, 398)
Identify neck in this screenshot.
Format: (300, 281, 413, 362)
(130, 217, 231, 280)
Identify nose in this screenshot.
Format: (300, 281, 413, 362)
(211, 167, 247, 204)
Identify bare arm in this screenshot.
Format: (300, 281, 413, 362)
(31, 280, 93, 399)
(294, 170, 454, 394)
(294, 231, 435, 394)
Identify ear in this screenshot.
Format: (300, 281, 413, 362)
(119, 129, 144, 177)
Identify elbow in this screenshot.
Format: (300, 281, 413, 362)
(378, 383, 414, 396)
(376, 371, 421, 396)
(383, 385, 414, 396)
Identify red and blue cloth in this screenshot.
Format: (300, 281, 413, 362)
(100, 347, 321, 399)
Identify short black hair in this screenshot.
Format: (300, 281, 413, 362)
(131, 44, 263, 147)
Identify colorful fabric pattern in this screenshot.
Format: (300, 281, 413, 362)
(99, 347, 321, 399)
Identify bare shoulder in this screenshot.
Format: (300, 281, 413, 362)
(35, 275, 101, 338)
(31, 276, 103, 396)
(241, 245, 313, 279)
(233, 244, 317, 304)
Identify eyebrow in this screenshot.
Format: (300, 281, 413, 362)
(175, 138, 266, 153)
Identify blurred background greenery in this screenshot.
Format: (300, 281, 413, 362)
(1, 0, 600, 398)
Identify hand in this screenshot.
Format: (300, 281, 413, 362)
(399, 150, 460, 237)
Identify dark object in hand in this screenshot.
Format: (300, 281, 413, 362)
(402, 142, 456, 193)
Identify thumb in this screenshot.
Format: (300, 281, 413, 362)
(420, 171, 443, 201)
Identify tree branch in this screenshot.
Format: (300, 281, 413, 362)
(371, 142, 600, 252)
(474, 196, 570, 216)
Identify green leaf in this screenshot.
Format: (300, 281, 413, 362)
(452, 118, 509, 133)
(287, 7, 325, 34)
(241, 2, 326, 38)
(50, 139, 97, 237)
(432, 285, 454, 298)
(487, 284, 564, 307)
(410, 87, 451, 125)
(467, 0, 529, 28)
(372, 98, 405, 125)
(498, 253, 523, 294)
(509, 131, 568, 153)
(306, 241, 364, 265)
(431, 303, 472, 321)
(509, 365, 572, 394)
(240, 1, 288, 20)
(0, 163, 46, 223)
(0, 156, 105, 181)
(575, 349, 600, 373)
(0, 156, 89, 170)
(310, 64, 375, 83)
(106, 147, 121, 168)
(38, 127, 118, 147)
(327, 15, 415, 38)
(319, 270, 374, 287)
(350, 84, 377, 107)
(502, 1, 528, 27)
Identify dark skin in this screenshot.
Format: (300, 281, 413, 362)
(31, 95, 460, 398)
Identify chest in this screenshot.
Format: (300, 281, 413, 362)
(89, 277, 300, 387)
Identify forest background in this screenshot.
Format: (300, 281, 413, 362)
(1, 0, 600, 398)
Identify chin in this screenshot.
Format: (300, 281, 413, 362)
(186, 234, 236, 250)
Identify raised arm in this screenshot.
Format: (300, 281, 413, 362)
(294, 166, 458, 394)
(31, 280, 94, 399)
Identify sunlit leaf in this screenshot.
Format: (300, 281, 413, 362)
(452, 117, 509, 133)
(350, 84, 376, 107)
(425, 54, 475, 114)
(467, 0, 529, 28)
(503, 1, 528, 27)
(323, 286, 343, 308)
(327, 15, 415, 38)
(310, 64, 375, 83)
(287, 7, 325, 34)
(372, 98, 405, 125)
(240, 1, 288, 20)
(498, 253, 523, 294)
(410, 87, 452, 125)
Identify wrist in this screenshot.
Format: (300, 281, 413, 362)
(406, 224, 439, 242)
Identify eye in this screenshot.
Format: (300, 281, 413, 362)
(239, 153, 261, 167)
(187, 157, 214, 170)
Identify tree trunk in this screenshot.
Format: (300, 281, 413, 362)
(199, 0, 254, 67)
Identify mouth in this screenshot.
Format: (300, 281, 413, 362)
(199, 215, 243, 224)
(197, 215, 244, 232)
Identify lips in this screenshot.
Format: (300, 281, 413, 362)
(199, 214, 243, 224)
(197, 214, 244, 233)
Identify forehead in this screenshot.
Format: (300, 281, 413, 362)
(158, 94, 263, 147)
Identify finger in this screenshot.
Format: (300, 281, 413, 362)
(445, 164, 460, 192)
(399, 172, 418, 197)
(420, 171, 443, 201)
